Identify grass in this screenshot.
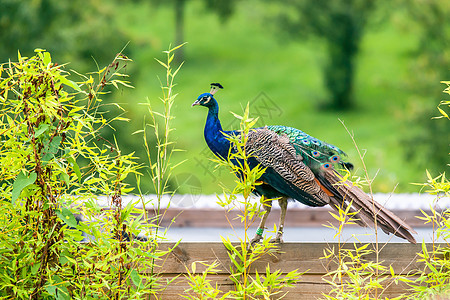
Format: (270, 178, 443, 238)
(110, 0, 432, 194)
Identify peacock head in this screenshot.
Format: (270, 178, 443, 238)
(192, 83, 223, 108)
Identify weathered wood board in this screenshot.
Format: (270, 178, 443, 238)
(147, 208, 427, 228)
(148, 242, 433, 299)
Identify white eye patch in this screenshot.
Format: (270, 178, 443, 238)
(203, 96, 211, 104)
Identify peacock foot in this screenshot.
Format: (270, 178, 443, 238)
(249, 234, 263, 246)
(270, 233, 284, 244)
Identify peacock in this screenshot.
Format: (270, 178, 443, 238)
(192, 83, 417, 244)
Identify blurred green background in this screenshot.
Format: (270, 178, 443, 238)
(1, 0, 449, 194)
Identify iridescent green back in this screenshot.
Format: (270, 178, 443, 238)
(267, 125, 346, 173)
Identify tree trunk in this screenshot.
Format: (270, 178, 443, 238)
(174, 0, 185, 64)
(323, 13, 360, 111)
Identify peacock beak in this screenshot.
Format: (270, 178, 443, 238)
(191, 99, 201, 107)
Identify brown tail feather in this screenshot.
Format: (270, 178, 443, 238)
(323, 170, 417, 244)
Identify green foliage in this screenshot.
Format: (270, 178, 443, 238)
(221, 237, 301, 299)
(401, 0, 450, 174)
(147, 0, 237, 62)
(322, 81, 450, 300)
(0, 0, 128, 71)
(409, 171, 450, 298)
(134, 44, 186, 283)
(183, 261, 222, 300)
(322, 204, 409, 299)
(142, 44, 185, 199)
(266, 0, 377, 110)
(137, 44, 186, 250)
(0, 50, 168, 298)
(437, 81, 450, 121)
(1, 1, 447, 193)
(403, 82, 450, 175)
(322, 243, 407, 300)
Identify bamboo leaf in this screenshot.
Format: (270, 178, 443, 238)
(67, 156, 81, 182)
(130, 269, 142, 287)
(437, 106, 449, 119)
(56, 207, 78, 228)
(12, 171, 37, 204)
(154, 58, 168, 69)
(34, 124, 50, 138)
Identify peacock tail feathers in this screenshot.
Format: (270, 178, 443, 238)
(267, 125, 350, 174)
(323, 169, 417, 243)
(246, 127, 417, 243)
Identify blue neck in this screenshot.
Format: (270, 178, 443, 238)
(204, 103, 231, 159)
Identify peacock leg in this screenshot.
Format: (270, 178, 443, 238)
(250, 199, 272, 245)
(272, 197, 288, 244)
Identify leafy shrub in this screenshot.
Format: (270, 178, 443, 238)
(409, 82, 450, 299)
(0, 49, 170, 299)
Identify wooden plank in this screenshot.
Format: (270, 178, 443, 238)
(153, 274, 415, 300)
(144, 242, 433, 299)
(152, 242, 425, 275)
(147, 208, 429, 228)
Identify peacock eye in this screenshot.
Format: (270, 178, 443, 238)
(330, 155, 340, 163)
(320, 163, 331, 171)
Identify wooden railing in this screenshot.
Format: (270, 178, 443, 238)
(151, 242, 431, 299)
(148, 207, 427, 228)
